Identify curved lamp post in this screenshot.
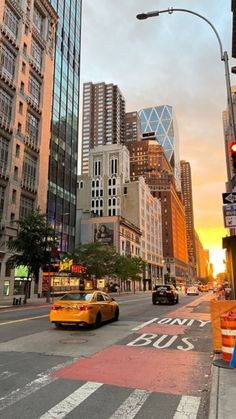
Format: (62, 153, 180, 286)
(136, 7, 236, 143)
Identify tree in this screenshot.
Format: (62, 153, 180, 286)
(71, 242, 118, 279)
(114, 255, 146, 293)
(6, 208, 58, 303)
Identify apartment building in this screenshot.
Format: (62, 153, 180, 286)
(81, 82, 126, 174)
(0, 0, 57, 296)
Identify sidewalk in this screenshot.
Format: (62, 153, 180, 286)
(0, 295, 51, 309)
(208, 356, 236, 419)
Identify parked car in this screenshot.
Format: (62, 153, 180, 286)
(186, 286, 199, 296)
(152, 285, 179, 305)
(50, 290, 119, 328)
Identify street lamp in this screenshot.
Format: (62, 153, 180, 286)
(136, 7, 236, 144)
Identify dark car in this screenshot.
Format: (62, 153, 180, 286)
(152, 285, 179, 305)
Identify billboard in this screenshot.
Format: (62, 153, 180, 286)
(94, 223, 114, 245)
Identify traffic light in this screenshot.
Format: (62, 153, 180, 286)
(230, 142, 236, 172)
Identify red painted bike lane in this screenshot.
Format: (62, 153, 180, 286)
(53, 294, 213, 397)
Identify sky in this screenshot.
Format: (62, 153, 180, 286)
(79, 0, 233, 275)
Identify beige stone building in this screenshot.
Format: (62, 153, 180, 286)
(0, 0, 57, 296)
(77, 143, 163, 289)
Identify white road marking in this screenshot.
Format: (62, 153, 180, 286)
(173, 395, 201, 419)
(132, 318, 159, 331)
(109, 388, 151, 419)
(39, 381, 103, 419)
(0, 371, 17, 379)
(0, 314, 49, 326)
(0, 361, 73, 411)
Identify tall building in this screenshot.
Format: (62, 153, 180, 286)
(180, 160, 197, 281)
(47, 0, 82, 252)
(0, 0, 57, 296)
(81, 82, 126, 174)
(124, 111, 141, 142)
(139, 105, 181, 191)
(223, 85, 236, 191)
(127, 137, 189, 287)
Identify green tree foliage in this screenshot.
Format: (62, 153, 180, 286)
(6, 208, 58, 302)
(114, 255, 146, 291)
(71, 242, 118, 279)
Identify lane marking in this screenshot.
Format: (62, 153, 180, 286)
(173, 395, 200, 419)
(39, 381, 103, 419)
(0, 361, 73, 412)
(132, 318, 159, 331)
(0, 371, 17, 379)
(0, 314, 49, 326)
(109, 388, 151, 419)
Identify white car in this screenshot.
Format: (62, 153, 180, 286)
(187, 286, 199, 296)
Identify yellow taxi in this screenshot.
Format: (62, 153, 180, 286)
(50, 290, 119, 328)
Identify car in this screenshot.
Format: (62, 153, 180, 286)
(50, 290, 119, 328)
(186, 286, 199, 296)
(152, 285, 179, 305)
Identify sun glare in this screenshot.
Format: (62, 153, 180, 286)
(210, 249, 225, 277)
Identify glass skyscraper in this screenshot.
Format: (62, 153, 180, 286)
(139, 105, 181, 191)
(48, 0, 82, 252)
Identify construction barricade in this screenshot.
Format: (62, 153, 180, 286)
(210, 299, 236, 352)
(220, 311, 236, 362)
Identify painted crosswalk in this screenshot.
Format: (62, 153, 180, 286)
(0, 364, 201, 419)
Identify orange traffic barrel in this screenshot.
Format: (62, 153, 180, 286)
(220, 311, 236, 362)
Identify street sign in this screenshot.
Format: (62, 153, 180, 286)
(222, 192, 236, 204)
(223, 203, 236, 227)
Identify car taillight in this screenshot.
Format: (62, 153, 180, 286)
(166, 291, 172, 294)
(51, 305, 60, 310)
(77, 305, 93, 311)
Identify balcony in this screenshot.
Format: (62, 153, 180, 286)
(0, 165, 9, 180)
(24, 134, 40, 152)
(0, 23, 19, 50)
(26, 96, 41, 114)
(0, 113, 13, 133)
(0, 68, 16, 90)
(29, 57, 44, 78)
(21, 177, 37, 193)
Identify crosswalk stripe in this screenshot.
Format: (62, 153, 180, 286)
(39, 381, 103, 419)
(0, 361, 73, 412)
(109, 388, 151, 419)
(173, 395, 200, 419)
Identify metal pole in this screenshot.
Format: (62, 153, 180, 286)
(137, 7, 236, 142)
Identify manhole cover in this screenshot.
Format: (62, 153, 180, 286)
(59, 338, 88, 344)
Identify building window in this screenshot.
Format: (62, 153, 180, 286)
(31, 38, 43, 69)
(94, 160, 101, 177)
(110, 158, 118, 175)
(19, 101, 23, 114)
(14, 166, 18, 180)
(0, 186, 5, 219)
(22, 153, 37, 190)
(26, 112, 39, 145)
(3, 6, 18, 39)
(15, 144, 20, 157)
(22, 62, 26, 73)
(0, 88, 12, 123)
(19, 195, 34, 218)
(28, 75, 41, 106)
(33, 7, 44, 35)
(12, 189, 16, 204)
(0, 136, 9, 171)
(20, 81, 24, 93)
(0, 44, 15, 79)
(23, 43, 27, 54)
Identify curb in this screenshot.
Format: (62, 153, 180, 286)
(208, 363, 219, 419)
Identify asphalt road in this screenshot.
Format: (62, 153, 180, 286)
(0, 292, 213, 419)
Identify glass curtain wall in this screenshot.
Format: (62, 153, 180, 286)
(48, 0, 82, 252)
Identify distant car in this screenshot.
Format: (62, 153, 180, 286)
(152, 285, 179, 305)
(50, 291, 119, 328)
(186, 286, 199, 296)
(199, 284, 209, 292)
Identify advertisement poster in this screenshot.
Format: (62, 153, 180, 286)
(94, 223, 114, 245)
